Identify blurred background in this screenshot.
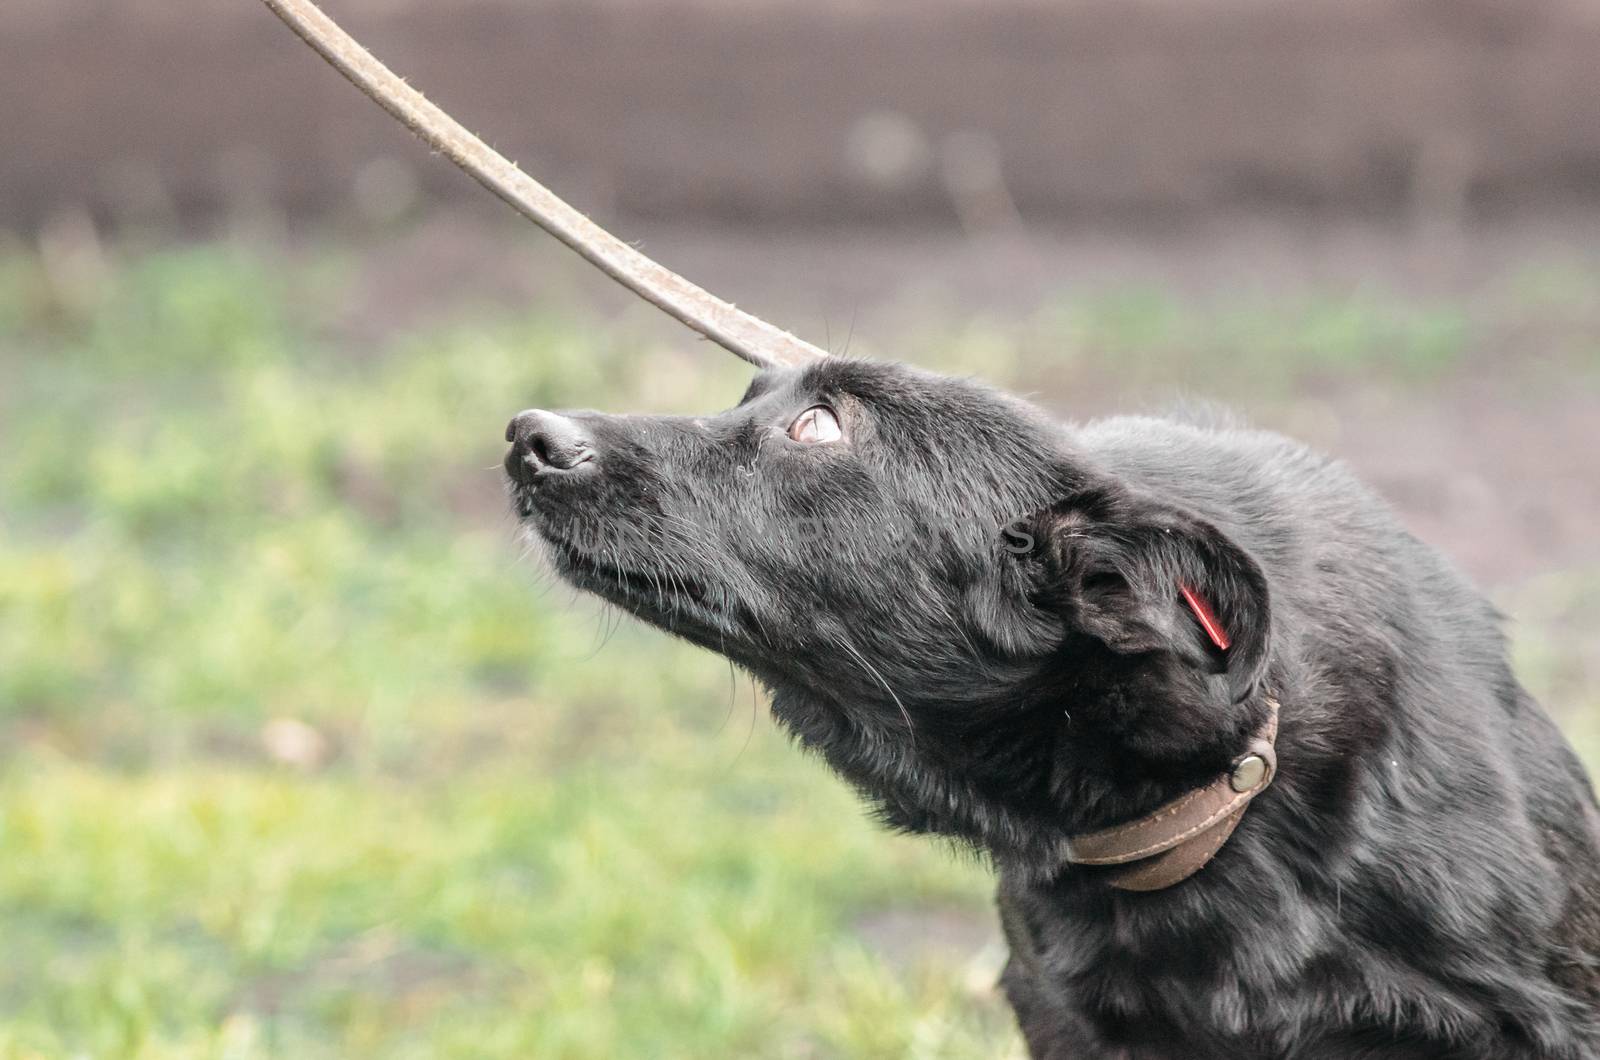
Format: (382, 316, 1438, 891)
(1, 0, 1597, 1056)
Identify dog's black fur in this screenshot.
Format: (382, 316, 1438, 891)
(506, 359, 1600, 1058)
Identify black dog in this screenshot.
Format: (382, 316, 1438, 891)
(505, 358, 1600, 1058)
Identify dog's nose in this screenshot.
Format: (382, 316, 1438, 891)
(505, 409, 596, 481)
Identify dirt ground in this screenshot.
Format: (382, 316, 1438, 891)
(7, 0, 1600, 231)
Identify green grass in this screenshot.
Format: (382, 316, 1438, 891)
(0, 241, 1594, 1059)
(0, 245, 1015, 1059)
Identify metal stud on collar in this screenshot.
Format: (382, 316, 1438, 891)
(1228, 728, 1278, 794)
(1230, 753, 1270, 793)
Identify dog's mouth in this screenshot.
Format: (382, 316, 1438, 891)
(555, 541, 708, 604)
(510, 478, 764, 655)
(509, 483, 539, 521)
(541, 532, 736, 639)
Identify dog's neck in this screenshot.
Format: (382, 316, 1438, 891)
(767, 658, 1279, 885)
(1057, 695, 1279, 891)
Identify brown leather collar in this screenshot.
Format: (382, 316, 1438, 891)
(1062, 696, 1280, 892)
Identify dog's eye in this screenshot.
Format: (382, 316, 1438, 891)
(788, 405, 843, 445)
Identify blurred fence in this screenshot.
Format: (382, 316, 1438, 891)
(5, 0, 1600, 233)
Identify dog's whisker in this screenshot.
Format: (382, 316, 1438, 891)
(832, 634, 915, 745)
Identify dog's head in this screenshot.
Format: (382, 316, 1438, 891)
(509, 360, 1066, 699)
(506, 359, 1271, 849)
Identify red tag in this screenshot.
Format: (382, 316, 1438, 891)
(1180, 584, 1231, 651)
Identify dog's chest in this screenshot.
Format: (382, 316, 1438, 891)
(994, 874, 1600, 1060)
(996, 880, 1264, 1055)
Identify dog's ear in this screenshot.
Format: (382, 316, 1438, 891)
(1030, 487, 1271, 702)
